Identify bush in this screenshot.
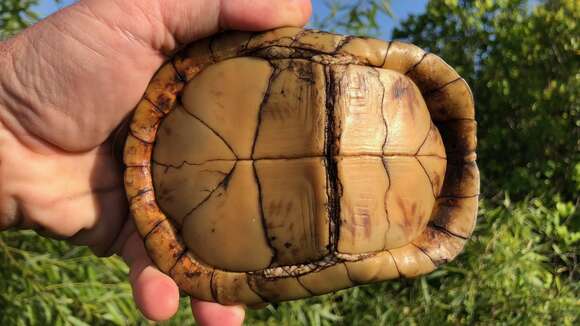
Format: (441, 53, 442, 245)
(2, 197, 577, 325)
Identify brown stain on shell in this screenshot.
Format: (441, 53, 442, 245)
(125, 28, 478, 305)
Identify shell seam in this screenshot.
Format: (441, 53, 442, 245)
(411, 243, 439, 266)
(415, 156, 439, 200)
(179, 108, 238, 159)
(428, 222, 469, 240)
(177, 162, 237, 226)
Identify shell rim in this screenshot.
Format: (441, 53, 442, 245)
(123, 27, 480, 304)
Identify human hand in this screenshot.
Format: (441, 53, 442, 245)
(0, 0, 311, 323)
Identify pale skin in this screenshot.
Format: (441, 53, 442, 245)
(0, 0, 312, 323)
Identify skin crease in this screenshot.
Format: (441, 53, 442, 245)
(0, 0, 312, 324)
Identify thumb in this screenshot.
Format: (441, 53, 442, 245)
(71, 0, 313, 54)
(0, 0, 311, 152)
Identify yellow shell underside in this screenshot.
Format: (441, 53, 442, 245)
(123, 27, 479, 305)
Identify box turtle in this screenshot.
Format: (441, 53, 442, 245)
(123, 27, 479, 305)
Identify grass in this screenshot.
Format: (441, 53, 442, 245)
(1, 196, 578, 325)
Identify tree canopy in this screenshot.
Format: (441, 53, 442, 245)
(0, 0, 40, 39)
(314, 0, 392, 35)
(393, 0, 579, 199)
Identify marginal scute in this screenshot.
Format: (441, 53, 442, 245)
(144, 64, 184, 114)
(246, 27, 303, 49)
(412, 226, 467, 265)
(338, 37, 390, 66)
(437, 120, 478, 157)
(407, 54, 460, 93)
(344, 251, 399, 283)
(123, 134, 152, 167)
(382, 41, 426, 73)
(130, 99, 164, 143)
(432, 196, 479, 238)
(211, 31, 253, 61)
(389, 245, 436, 278)
(124, 166, 152, 199)
(170, 253, 214, 302)
(294, 30, 345, 53)
(181, 57, 273, 159)
(249, 275, 312, 302)
(424, 78, 475, 121)
(212, 271, 264, 305)
(439, 161, 480, 198)
(298, 264, 353, 295)
(130, 190, 166, 237)
(144, 220, 185, 273)
(173, 37, 213, 81)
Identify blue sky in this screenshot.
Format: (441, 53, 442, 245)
(311, 1, 427, 38)
(34, 0, 427, 39)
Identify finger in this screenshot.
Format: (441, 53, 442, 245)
(74, 0, 313, 53)
(167, 0, 314, 43)
(3, 0, 312, 152)
(68, 183, 127, 255)
(219, 0, 313, 30)
(5, 134, 126, 238)
(68, 141, 128, 256)
(121, 231, 180, 321)
(191, 299, 245, 326)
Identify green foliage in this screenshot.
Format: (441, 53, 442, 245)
(393, 0, 580, 200)
(0, 0, 40, 39)
(0, 231, 138, 325)
(247, 197, 579, 326)
(2, 197, 577, 325)
(0, 230, 200, 325)
(314, 0, 392, 36)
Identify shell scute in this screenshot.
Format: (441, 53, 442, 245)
(125, 28, 478, 304)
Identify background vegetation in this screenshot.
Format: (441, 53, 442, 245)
(1, 0, 578, 324)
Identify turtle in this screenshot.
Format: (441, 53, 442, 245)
(123, 27, 479, 305)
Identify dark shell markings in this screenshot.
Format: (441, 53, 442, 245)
(123, 27, 479, 305)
